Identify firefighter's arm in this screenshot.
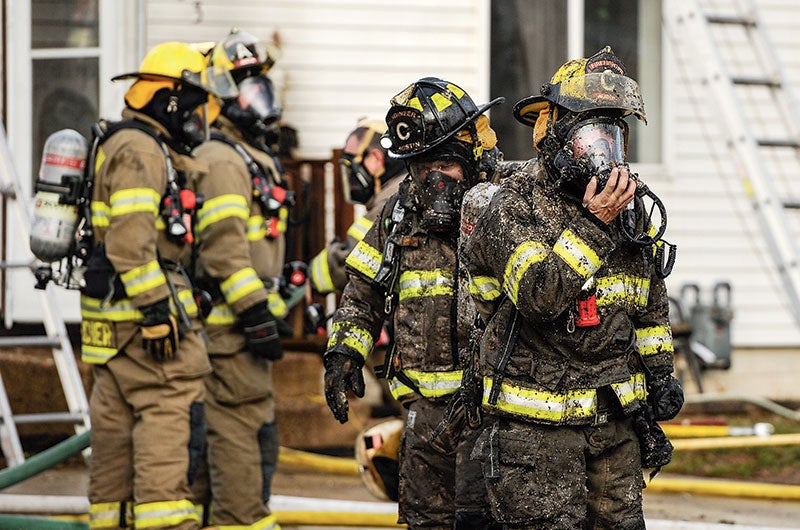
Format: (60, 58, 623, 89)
(310, 215, 375, 294)
(103, 141, 171, 308)
(635, 271, 684, 421)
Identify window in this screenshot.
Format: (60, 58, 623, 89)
(31, 0, 100, 188)
(490, 0, 662, 163)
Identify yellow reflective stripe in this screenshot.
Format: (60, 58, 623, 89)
(469, 274, 501, 301)
(207, 302, 237, 325)
(212, 513, 280, 530)
(134, 499, 200, 529)
(119, 260, 166, 298)
(398, 269, 454, 300)
(611, 372, 647, 407)
(268, 291, 288, 319)
(109, 187, 160, 217)
(327, 322, 373, 361)
(345, 239, 382, 280)
(483, 373, 647, 423)
(310, 249, 336, 293)
(81, 345, 118, 364)
(553, 228, 602, 279)
(595, 274, 650, 308)
(94, 146, 106, 175)
(81, 296, 143, 321)
(389, 369, 462, 400)
(220, 267, 262, 305)
(89, 501, 133, 529)
(503, 241, 547, 305)
(247, 214, 268, 241)
(347, 216, 374, 242)
(172, 288, 199, 317)
(196, 193, 249, 233)
(91, 201, 111, 228)
(636, 325, 675, 356)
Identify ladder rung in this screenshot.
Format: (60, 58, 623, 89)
(757, 138, 800, 148)
(0, 336, 62, 348)
(706, 14, 756, 27)
(6, 412, 86, 425)
(783, 201, 800, 209)
(731, 76, 781, 88)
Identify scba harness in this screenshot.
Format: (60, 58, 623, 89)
(31, 120, 202, 292)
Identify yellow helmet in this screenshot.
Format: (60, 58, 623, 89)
(114, 41, 238, 110)
(354, 418, 402, 501)
(513, 46, 646, 152)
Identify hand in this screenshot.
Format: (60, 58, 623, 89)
(647, 375, 685, 421)
(140, 298, 179, 362)
(238, 303, 283, 360)
(323, 349, 365, 423)
(581, 165, 637, 224)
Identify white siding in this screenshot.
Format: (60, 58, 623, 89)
(143, 0, 490, 159)
(661, 0, 800, 346)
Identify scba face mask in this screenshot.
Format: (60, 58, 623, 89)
(340, 153, 375, 205)
(224, 75, 282, 141)
(410, 162, 468, 233)
(554, 117, 627, 190)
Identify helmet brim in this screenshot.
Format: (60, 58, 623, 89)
(387, 96, 505, 159)
(112, 66, 239, 100)
(513, 95, 550, 127)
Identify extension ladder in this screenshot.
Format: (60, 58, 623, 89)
(664, 0, 800, 326)
(0, 122, 90, 467)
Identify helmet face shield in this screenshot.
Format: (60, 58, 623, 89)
(567, 119, 626, 175)
(183, 65, 239, 99)
(547, 71, 646, 123)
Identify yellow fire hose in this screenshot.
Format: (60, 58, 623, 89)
(661, 422, 774, 438)
(671, 432, 800, 451)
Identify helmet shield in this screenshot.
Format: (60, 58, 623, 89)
(544, 71, 646, 123)
(567, 118, 626, 175)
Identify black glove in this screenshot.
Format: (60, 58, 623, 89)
(647, 375, 685, 421)
(323, 348, 365, 423)
(238, 303, 283, 360)
(140, 298, 179, 362)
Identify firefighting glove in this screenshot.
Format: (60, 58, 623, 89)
(647, 375, 685, 421)
(140, 298, 179, 362)
(238, 303, 283, 360)
(323, 347, 365, 424)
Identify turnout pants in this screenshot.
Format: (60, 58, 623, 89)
(88, 330, 209, 530)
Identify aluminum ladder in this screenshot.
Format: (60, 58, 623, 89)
(0, 122, 90, 467)
(664, 0, 800, 326)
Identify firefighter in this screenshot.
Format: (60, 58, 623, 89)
(309, 119, 406, 294)
(189, 29, 287, 528)
(80, 42, 237, 529)
(323, 77, 503, 529)
(463, 46, 684, 529)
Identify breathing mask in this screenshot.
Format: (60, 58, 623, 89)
(340, 153, 377, 205)
(409, 161, 468, 234)
(223, 74, 282, 143)
(554, 117, 627, 191)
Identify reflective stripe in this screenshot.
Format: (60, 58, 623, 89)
(81, 344, 118, 364)
(469, 274, 501, 301)
(196, 193, 249, 233)
(635, 325, 675, 357)
(134, 499, 200, 529)
(91, 201, 111, 228)
(81, 296, 143, 322)
(482, 372, 646, 424)
(595, 274, 650, 309)
(398, 269, 453, 300)
(276, 206, 288, 234)
(247, 215, 268, 241)
(172, 288, 199, 317)
(268, 291, 288, 319)
(207, 302, 237, 326)
(109, 187, 160, 217)
(327, 322, 374, 361)
(503, 241, 547, 305)
(553, 228, 602, 279)
(310, 248, 336, 293)
(347, 216, 374, 242)
(221, 267, 263, 305)
(345, 240, 382, 280)
(388, 368, 462, 400)
(119, 260, 166, 298)
(89, 501, 133, 529)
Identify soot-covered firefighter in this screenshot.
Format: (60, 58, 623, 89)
(463, 46, 683, 529)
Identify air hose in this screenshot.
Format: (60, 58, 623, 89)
(0, 430, 90, 490)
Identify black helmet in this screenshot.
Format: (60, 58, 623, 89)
(209, 28, 280, 84)
(381, 77, 503, 160)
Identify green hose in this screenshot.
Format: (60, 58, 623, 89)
(0, 430, 90, 490)
(0, 514, 87, 529)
